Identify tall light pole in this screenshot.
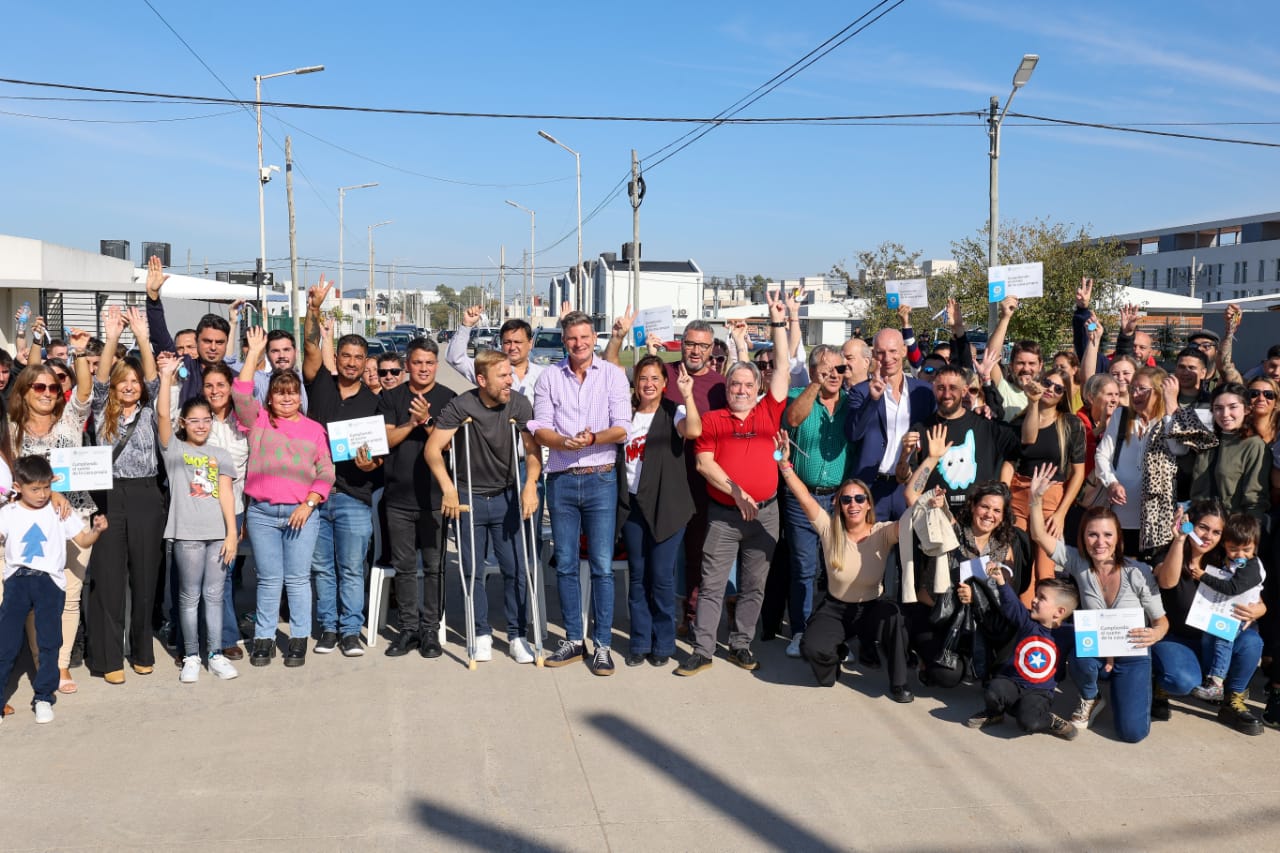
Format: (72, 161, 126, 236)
(506, 200, 535, 321)
(255, 64, 324, 320)
(338, 182, 378, 300)
(537, 130, 583, 314)
(367, 221, 391, 334)
(987, 54, 1038, 331)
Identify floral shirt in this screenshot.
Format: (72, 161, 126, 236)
(91, 378, 162, 479)
(12, 395, 97, 514)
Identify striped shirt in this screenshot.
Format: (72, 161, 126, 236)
(529, 355, 631, 473)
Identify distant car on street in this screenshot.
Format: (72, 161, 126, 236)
(467, 327, 500, 356)
(530, 328, 565, 365)
(363, 337, 389, 358)
(437, 329, 454, 343)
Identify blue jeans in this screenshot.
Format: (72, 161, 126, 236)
(221, 512, 245, 649)
(1066, 625, 1152, 743)
(311, 492, 373, 637)
(246, 500, 321, 641)
(459, 487, 527, 640)
(547, 469, 616, 647)
(1153, 628, 1263, 696)
(0, 570, 65, 706)
(173, 540, 225, 659)
(621, 503, 683, 657)
(785, 489, 834, 635)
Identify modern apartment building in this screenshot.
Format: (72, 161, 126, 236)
(1109, 212, 1280, 303)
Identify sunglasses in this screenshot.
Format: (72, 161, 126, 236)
(1249, 388, 1277, 401)
(710, 355, 727, 364)
(839, 493, 870, 506)
(755, 360, 775, 369)
(378, 368, 403, 377)
(1041, 380, 1065, 396)
(1189, 340, 1217, 351)
(920, 365, 938, 376)
(29, 382, 59, 394)
(53, 373, 69, 382)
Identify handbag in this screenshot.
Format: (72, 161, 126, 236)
(1078, 406, 1130, 508)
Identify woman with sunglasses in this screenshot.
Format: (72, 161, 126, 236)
(617, 355, 702, 667)
(5, 346, 91, 696)
(1052, 351, 1084, 413)
(1245, 378, 1279, 449)
(85, 305, 164, 685)
(1009, 367, 1086, 605)
(1094, 366, 1169, 557)
(199, 361, 250, 660)
(775, 436, 914, 702)
(43, 358, 72, 401)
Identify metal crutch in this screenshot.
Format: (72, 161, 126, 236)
(450, 418, 479, 670)
(511, 419, 544, 667)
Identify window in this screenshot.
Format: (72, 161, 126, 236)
(1140, 268, 1147, 287)
(1234, 262, 1241, 284)
(1261, 260, 1267, 283)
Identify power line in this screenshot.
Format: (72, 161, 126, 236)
(1008, 112, 1280, 149)
(0, 107, 241, 124)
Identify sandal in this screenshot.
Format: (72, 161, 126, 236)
(2, 703, 12, 717)
(58, 677, 78, 694)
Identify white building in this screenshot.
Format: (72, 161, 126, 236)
(552, 253, 703, 331)
(1108, 212, 1280, 303)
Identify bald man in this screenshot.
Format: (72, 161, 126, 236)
(844, 329, 937, 521)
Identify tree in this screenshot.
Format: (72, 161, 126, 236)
(830, 241, 924, 340)
(427, 285, 456, 329)
(940, 219, 1127, 353)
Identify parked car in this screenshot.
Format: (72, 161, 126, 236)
(377, 331, 411, 353)
(530, 328, 565, 365)
(363, 337, 389, 357)
(467, 327, 500, 356)
(437, 329, 454, 343)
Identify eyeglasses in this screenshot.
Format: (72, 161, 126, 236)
(1189, 339, 1217, 351)
(52, 373, 68, 382)
(1041, 380, 1065, 396)
(182, 417, 213, 426)
(1131, 385, 1154, 395)
(378, 368, 403, 377)
(839, 493, 869, 506)
(1249, 388, 1278, 401)
(28, 382, 58, 394)
(682, 341, 713, 351)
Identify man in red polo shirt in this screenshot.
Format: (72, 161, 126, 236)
(676, 292, 791, 676)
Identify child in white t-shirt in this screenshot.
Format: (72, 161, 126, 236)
(0, 456, 106, 726)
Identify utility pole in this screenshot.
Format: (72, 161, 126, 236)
(521, 250, 529, 321)
(628, 149, 645, 364)
(286, 136, 299, 342)
(499, 245, 506, 321)
(186, 248, 191, 275)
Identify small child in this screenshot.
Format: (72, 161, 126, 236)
(1191, 513, 1265, 703)
(0, 456, 106, 726)
(967, 567, 1080, 740)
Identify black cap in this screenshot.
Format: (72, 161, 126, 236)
(1187, 328, 1220, 344)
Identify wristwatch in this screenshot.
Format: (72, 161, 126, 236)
(425, 417, 436, 430)
(306, 498, 318, 509)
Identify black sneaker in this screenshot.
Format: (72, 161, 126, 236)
(314, 631, 339, 654)
(675, 653, 713, 677)
(625, 653, 647, 667)
(385, 630, 421, 658)
(1264, 686, 1280, 728)
(543, 640, 585, 668)
(889, 686, 915, 704)
(966, 709, 1004, 729)
(340, 635, 364, 657)
(238, 613, 256, 640)
(591, 647, 615, 676)
(1218, 691, 1264, 736)
(250, 638, 275, 667)
(648, 654, 670, 667)
(283, 638, 307, 668)
(1049, 714, 1078, 740)
(1151, 686, 1172, 721)
(419, 632, 443, 659)
(727, 647, 760, 672)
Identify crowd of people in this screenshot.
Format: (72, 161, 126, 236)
(1, 266, 1277, 745)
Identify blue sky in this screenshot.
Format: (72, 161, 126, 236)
(3, 1, 1279, 294)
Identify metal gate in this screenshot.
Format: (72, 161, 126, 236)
(39, 291, 140, 349)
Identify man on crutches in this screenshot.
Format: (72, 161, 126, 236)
(426, 350, 541, 665)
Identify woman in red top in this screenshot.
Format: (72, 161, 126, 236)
(1077, 374, 1121, 483)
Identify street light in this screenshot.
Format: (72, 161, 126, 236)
(255, 64, 324, 321)
(537, 130, 583, 313)
(505, 200, 535, 321)
(338, 183, 378, 299)
(367, 221, 392, 333)
(987, 54, 1038, 330)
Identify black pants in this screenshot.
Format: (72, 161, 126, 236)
(801, 595, 908, 690)
(386, 503, 443, 635)
(760, 520, 791, 640)
(985, 676, 1054, 733)
(903, 602, 966, 688)
(87, 478, 165, 672)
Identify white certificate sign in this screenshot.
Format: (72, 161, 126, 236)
(633, 305, 675, 349)
(1074, 608, 1147, 657)
(885, 278, 929, 309)
(988, 262, 1044, 303)
(1185, 565, 1264, 642)
(327, 416, 390, 462)
(959, 555, 989, 583)
(50, 446, 113, 493)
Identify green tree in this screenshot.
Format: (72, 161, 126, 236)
(428, 285, 456, 329)
(830, 241, 925, 339)
(940, 219, 1127, 352)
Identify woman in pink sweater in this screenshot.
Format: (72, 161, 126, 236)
(234, 327, 335, 668)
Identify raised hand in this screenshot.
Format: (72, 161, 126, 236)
(925, 423, 952, 460)
(899, 430, 920, 460)
(102, 305, 125, 340)
(976, 347, 1000, 384)
(123, 305, 148, 339)
(558, 300, 572, 320)
(1029, 463, 1058, 500)
(765, 289, 786, 324)
(1225, 303, 1242, 334)
(67, 328, 91, 351)
(145, 254, 170, 299)
(676, 362, 694, 398)
(1086, 313, 1103, 347)
(646, 332, 662, 355)
(156, 351, 181, 378)
(897, 304, 912, 328)
(1162, 374, 1180, 412)
(947, 297, 963, 334)
(867, 365, 887, 401)
(1021, 374, 1044, 402)
(999, 295, 1019, 319)
(611, 304, 635, 340)
(244, 325, 268, 357)
(462, 304, 484, 327)
(307, 277, 333, 312)
(1076, 277, 1093, 309)
(1119, 303, 1140, 335)
(786, 287, 803, 319)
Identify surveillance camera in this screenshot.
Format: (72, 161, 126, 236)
(260, 164, 281, 183)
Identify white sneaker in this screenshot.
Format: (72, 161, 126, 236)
(474, 634, 493, 662)
(33, 701, 54, 724)
(786, 632, 804, 659)
(207, 654, 239, 681)
(509, 636, 536, 664)
(179, 655, 201, 684)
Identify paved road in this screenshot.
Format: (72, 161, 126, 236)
(5, 358, 1280, 851)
